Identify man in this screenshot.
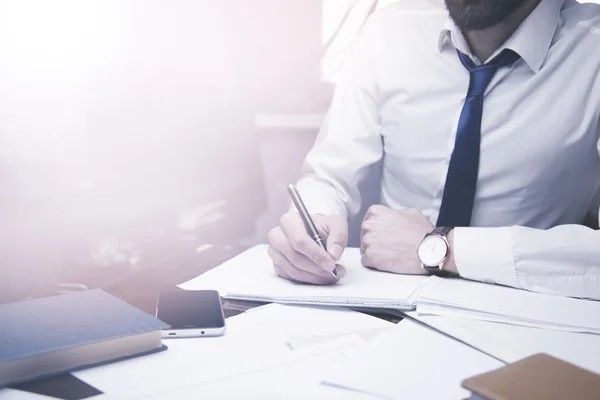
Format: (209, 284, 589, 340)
(267, 0, 600, 300)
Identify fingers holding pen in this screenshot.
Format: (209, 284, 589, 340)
(268, 245, 337, 285)
(268, 225, 337, 282)
(279, 213, 337, 274)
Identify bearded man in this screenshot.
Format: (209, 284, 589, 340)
(267, 0, 600, 300)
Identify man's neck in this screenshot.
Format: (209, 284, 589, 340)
(464, 0, 541, 63)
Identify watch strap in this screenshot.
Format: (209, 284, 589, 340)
(424, 265, 457, 277)
(430, 226, 453, 237)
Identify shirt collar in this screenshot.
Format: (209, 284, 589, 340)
(438, 0, 565, 73)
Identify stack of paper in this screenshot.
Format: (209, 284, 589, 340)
(409, 313, 600, 375)
(322, 318, 504, 400)
(415, 277, 600, 334)
(180, 245, 429, 309)
(143, 317, 503, 400)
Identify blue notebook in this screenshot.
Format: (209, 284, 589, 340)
(0, 289, 169, 387)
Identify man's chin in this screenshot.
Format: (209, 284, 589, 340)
(444, 0, 524, 31)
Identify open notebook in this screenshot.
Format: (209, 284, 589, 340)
(179, 245, 429, 309)
(180, 245, 600, 334)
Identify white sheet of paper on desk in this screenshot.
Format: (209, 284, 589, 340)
(73, 304, 391, 399)
(415, 276, 600, 335)
(180, 244, 429, 309)
(144, 335, 382, 400)
(409, 312, 600, 375)
(252, 385, 384, 400)
(322, 319, 503, 400)
(140, 333, 367, 400)
(287, 327, 390, 350)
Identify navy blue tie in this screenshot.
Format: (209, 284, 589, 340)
(436, 49, 521, 227)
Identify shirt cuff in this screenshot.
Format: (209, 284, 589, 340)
(453, 227, 520, 288)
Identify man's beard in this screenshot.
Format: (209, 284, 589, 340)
(444, 0, 524, 31)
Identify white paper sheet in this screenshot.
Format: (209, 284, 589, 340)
(73, 304, 392, 399)
(180, 245, 429, 309)
(409, 312, 600, 375)
(251, 385, 384, 400)
(138, 334, 367, 400)
(416, 277, 600, 334)
(323, 319, 503, 400)
(287, 327, 390, 350)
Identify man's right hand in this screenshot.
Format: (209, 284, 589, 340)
(267, 213, 348, 285)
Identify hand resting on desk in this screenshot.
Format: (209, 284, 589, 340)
(267, 212, 348, 285)
(361, 206, 457, 275)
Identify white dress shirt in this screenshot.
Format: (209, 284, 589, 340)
(296, 0, 600, 299)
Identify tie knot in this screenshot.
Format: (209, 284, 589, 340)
(458, 49, 521, 97)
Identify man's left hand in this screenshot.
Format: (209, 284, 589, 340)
(360, 206, 433, 275)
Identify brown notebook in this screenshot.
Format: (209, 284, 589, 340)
(462, 353, 600, 400)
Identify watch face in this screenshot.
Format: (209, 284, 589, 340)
(418, 235, 448, 267)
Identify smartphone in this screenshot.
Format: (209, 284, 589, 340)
(156, 289, 226, 338)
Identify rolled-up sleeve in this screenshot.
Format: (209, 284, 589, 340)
(296, 17, 384, 218)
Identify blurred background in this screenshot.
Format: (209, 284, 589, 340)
(0, 0, 598, 306)
(0, 0, 394, 306)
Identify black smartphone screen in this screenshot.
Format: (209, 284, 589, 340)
(156, 290, 225, 329)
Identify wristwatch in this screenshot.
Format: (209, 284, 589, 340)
(417, 226, 456, 277)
